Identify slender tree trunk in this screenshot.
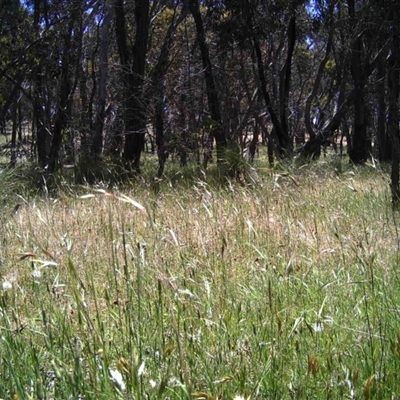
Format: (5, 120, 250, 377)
(376, 56, 390, 162)
(10, 93, 18, 166)
(151, 3, 188, 176)
(33, 0, 50, 168)
(189, 0, 227, 167)
(388, 7, 400, 207)
(347, 0, 368, 164)
(278, 15, 296, 154)
(253, 35, 286, 156)
(79, 63, 91, 157)
(124, 0, 150, 172)
(48, 5, 80, 173)
(304, 2, 335, 141)
(92, 1, 112, 158)
(48, 32, 72, 172)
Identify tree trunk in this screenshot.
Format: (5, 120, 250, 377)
(388, 7, 400, 207)
(48, 1, 82, 173)
(304, 1, 335, 141)
(10, 93, 18, 166)
(189, 0, 227, 167)
(253, 35, 286, 157)
(92, 0, 112, 158)
(48, 23, 74, 173)
(347, 0, 368, 164)
(278, 15, 296, 154)
(376, 55, 390, 162)
(33, 0, 50, 169)
(124, 0, 150, 172)
(151, 3, 188, 177)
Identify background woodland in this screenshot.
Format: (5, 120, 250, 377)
(1, 0, 400, 197)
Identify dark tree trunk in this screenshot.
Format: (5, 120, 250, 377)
(47, 0, 82, 173)
(189, 0, 227, 167)
(347, 0, 368, 164)
(79, 63, 91, 157)
(10, 93, 18, 166)
(249, 122, 259, 163)
(114, 0, 150, 172)
(304, 1, 335, 141)
(48, 23, 74, 173)
(150, 3, 188, 177)
(33, 0, 50, 169)
(125, 0, 150, 172)
(278, 15, 296, 154)
(179, 92, 188, 167)
(388, 7, 400, 207)
(376, 55, 390, 162)
(92, 1, 112, 158)
(253, 35, 286, 157)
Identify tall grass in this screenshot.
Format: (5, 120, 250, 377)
(0, 163, 400, 399)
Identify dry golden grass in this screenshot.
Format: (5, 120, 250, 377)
(1, 164, 400, 398)
(1, 167, 395, 325)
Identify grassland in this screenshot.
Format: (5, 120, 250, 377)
(0, 160, 400, 399)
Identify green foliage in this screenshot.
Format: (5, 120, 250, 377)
(0, 165, 27, 208)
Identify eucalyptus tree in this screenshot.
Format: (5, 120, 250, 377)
(0, 0, 32, 164)
(149, 2, 190, 177)
(188, 0, 230, 169)
(91, 0, 113, 158)
(113, 0, 150, 172)
(387, 2, 400, 206)
(214, 0, 307, 159)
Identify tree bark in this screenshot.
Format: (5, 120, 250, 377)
(92, 0, 112, 158)
(48, 20, 74, 173)
(151, 2, 188, 177)
(189, 0, 227, 167)
(253, 35, 286, 156)
(347, 0, 369, 164)
(115, 0, 150, 172)
(388, 6, 400, 207)
(376, 56, 390, 162)
(304, 1, 335, 141)
(278, 15, 296, 154)
(33, 0, 50, 169)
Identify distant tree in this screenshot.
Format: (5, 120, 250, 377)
(346, 0, 390, 164)
(189, 0, 228, 169)
(388, 3, 400, 206)
(91, 0, 113, 158)
(114, 0, 150, 172)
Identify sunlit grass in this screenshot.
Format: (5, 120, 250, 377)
(0, 161, 400, 399)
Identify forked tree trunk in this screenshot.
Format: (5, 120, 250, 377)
(304, 1, 335, 142)
(253, 35, 286, 156)
(151, 2, 188, 177)
(189, 0, 227, 168)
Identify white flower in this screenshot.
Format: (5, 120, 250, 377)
(109, 368, 125, 391)
(31, 269, 42, 279)
(149, 379, 157, 388)
(2, 281, 12, 290)
(137, 361, 145, 377)
(312, 323, 324, 333)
